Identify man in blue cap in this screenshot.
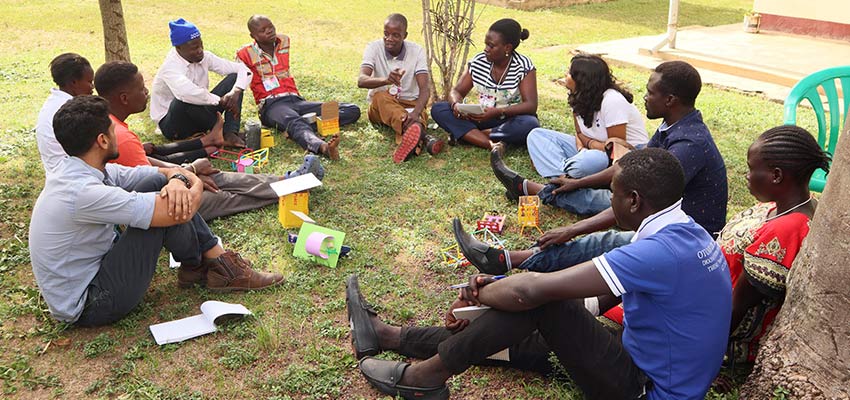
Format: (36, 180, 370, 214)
(151, 18, 250, 148)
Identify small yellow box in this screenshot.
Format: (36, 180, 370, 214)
(317, 117, 340, 137)
(279, 192, 309, 228)
(260, 128, 275, 148)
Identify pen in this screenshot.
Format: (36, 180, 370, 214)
(449, 275, 506, 290)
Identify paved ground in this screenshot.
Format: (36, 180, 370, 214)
(576, 24, 850, 104)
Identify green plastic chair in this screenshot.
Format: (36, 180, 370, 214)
(783, 65, 850, 192)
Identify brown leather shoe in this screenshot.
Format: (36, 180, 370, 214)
(177, 263, 208, 288)
(205, 251, 284, 292)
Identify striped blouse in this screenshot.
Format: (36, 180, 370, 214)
(468, 51, 535, 108)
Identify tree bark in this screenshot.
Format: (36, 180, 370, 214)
(98, 0, 131, 62)
(740, 116, 850, 399)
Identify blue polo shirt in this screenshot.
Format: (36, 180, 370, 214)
(593, 200, 732, 399)
(647, 110, 727, 235)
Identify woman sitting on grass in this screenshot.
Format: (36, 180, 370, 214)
(430, 18, 539, 149)
(526, 53, 648, 179)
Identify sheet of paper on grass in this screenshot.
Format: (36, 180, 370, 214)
(149, 301, 252, 345)
(269, 173, 322, 197)
(451, 305, 508, 361)
(455, 103, 485, 115)
(293, 223, 346, 268)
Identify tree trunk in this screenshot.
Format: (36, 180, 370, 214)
(98, 0, 131, 62)
(740, 117, 850, 399)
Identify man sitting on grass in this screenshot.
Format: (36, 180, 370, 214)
(95, 60, 323, 221)
(237, 15, 361, 160)
(36, 53, 94, 175)
(472, 61, 728, 276)
(151, 18, 249, 148)
(29, 96, 284, 326)
(357, 13, 443, 163)
(347, 148, 731, 399)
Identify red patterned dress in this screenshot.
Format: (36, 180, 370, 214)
(716, 202, 811, 362)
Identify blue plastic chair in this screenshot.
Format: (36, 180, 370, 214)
(783, 66, 850, 192)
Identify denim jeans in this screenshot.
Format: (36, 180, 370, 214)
(519, 230, 635, 272)
(430, 101, 539, 146)
(537, 184, 612, 216)
(526, 127, 611, 178)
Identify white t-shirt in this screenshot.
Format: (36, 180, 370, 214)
(35, 88, 73, 175)
(575, 89, 648, 147)
(361, 40, 428, 102)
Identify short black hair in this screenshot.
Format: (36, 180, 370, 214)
(247, 14, 270, 31)
(94, 61, 138, 98)
(488, 18, 529, 50)
(758, 125, 831, 182)
(53, 95, 112, 157)
(49, 53, 91, 87)
(616, 147, 685, 210)
(385, 13, 408, 31)
(654, 61, 701, 107)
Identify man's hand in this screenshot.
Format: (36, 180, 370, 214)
(445, 297, 474, 333)
(143, 143, 156, 155)
(190, 158, 220, 176)
(159, 178, 193, 221)
(189, 159, 220, 192)
(386, 68, 404, 86)
(549, 175, 581, 195)
(219, 89, 242, 118)
(537, 226, 577, 250)
(459, 274, 502, 305)
(401, 112, 421, 132)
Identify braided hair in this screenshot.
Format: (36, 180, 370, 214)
(757, 125, 831, 182)
(568, 53, 633, 129)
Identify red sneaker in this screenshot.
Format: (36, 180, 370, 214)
(393, 123, 422, 163)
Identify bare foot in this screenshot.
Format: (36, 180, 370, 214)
(222, 131, 246, 148)
(201, 113, 225, 148)
(324, 134, 341, 160)
(203, 145, 219, 155)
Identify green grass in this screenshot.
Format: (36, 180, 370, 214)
(0, 0, 811, 398)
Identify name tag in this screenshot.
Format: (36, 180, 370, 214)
(263, 76, 281, 91)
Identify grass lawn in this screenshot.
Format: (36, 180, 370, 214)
(0, 0, 816, 398)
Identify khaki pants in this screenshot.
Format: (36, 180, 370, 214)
(367, 91, 428, 144)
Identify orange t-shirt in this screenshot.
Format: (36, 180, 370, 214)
(109, 115, 151, 167)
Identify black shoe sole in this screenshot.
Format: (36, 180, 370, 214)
(345, 274, 380, 359)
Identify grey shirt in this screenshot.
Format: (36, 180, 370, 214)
(29, 157, 158, 322)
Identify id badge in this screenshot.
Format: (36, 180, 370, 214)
(262, 76, 280, 91)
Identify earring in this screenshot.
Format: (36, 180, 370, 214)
(505, 52, 509, 57)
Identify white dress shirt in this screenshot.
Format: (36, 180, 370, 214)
(150, 48, 250, 124)
(35, 88, 73, 175)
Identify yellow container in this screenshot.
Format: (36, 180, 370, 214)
(260, 128, 275, 148)
(316, 117, 340, 137)
(279, 192, 309, 228)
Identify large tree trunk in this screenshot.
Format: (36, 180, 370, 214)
(98, 0, 131, 62)
(740, 117, 850, 399)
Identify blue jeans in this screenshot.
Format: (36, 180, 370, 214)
(518, 230, 635, 272)
(526, 127, 610, 178)
(430, 101, 539, 146)
(537, 183, 612, 216)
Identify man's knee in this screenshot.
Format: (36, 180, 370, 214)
(131, 174, 167, 193)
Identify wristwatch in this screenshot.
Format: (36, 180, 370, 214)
(169, 173, 191, 188)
